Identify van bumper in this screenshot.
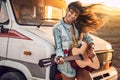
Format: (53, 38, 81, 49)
(91, 66, 118, 80)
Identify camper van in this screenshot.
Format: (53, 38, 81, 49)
(0, 0, 118, 80)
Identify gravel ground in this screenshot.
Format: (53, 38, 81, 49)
(103, 38, 120, 80)
(96, 36, 120, 80)
(112, 44, 120, 80)
(95, 16, 120, 80)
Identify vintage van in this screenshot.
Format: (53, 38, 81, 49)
(0, 0, 118, 80)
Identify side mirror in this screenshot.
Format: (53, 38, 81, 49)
(0, 25, 9, 33)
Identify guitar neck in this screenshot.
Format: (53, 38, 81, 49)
(63, 54, 84, 61)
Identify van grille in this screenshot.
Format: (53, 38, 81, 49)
(93, 73, 110, 80)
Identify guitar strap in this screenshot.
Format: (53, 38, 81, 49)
(71, 23, 83, 48)
(78, 33, 83, 46)
(70, 24, 78, 47)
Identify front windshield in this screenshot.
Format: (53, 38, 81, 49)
(11, 0, 64, 26)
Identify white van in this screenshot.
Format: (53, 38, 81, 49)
(0, 0, 118, 80)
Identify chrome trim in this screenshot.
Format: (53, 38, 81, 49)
(95, 49, 113, 54)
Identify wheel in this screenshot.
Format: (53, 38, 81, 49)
(0, 72, 26, 80)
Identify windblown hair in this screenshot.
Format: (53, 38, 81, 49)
(67, 1, 82, 14)
(75, 3, 105, 34)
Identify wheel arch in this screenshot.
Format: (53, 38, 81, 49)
(0, 60, 32, 80)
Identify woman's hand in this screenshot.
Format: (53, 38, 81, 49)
(87, 43, 95, 59)
(87, 47, 95, 59)
(55, 56, 64, 64)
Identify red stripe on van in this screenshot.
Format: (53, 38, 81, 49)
(0, 30, 32, 40)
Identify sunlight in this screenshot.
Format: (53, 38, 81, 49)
(65, 0, 120, 8)
(103, 0, 120, 8)
(47, 6, 52, 18)
(82, 0, 120, 8)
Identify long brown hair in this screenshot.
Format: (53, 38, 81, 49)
(75, 3, 106, 34)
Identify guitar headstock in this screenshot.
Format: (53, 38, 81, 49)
(38, 58, 55, 67)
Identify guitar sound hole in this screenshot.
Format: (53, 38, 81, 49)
(79, 54, 84, 60)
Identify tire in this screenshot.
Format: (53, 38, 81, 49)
(0, 72, 26, 80)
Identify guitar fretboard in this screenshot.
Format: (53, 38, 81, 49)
(63, 54, 84, 61)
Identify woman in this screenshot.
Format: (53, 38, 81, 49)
(53, 1, 104, 80)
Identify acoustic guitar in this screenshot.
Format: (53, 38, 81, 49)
(39, 42, 100, 71)
(70, 42, 100, 71)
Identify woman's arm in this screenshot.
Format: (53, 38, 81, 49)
(53, 28, 64, 57)
(83, 33, 95, 58)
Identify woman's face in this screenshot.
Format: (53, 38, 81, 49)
(64, 8, 80, 24)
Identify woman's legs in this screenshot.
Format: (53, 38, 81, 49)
(75, 69, 92, 80)
(61, 73, 75, 80)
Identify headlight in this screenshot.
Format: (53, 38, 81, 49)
(106, 52, 112, 61)
(103, 52, 112, 69)
(106, 44, 112, 50)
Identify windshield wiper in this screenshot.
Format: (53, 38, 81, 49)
(37, 18, 59, 28)
(37, 21, 45, 28)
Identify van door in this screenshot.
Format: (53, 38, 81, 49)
(0, 0, 10, 60)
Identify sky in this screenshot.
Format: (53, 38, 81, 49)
(65, 0, 120, 9)
(65, 0, 120, 15)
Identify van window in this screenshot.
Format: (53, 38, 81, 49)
(0, 1, 9, 23)
(11, 0, 64, 26)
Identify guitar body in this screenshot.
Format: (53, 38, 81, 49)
(70, 51, 95, 72)
(70, 42, 100, 71)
